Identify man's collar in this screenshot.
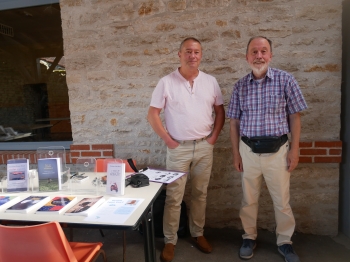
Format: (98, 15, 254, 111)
(248, 67, 272, 81)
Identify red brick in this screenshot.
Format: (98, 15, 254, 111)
(70, 145, 91, 150)
(329, 149, 342, 155)
(81, 151, 102, 157)
(299, 141, 313, 147)
(300, 149, 327, 155)
(103, 151, 113, 157)
(70, 152, 80, 157)
(299, 157, 313, 163)
(71, 158, 78, 164)
(314, 141, 342, 147)
(314, 156, 342, 163)
(92, 144, 113, 150)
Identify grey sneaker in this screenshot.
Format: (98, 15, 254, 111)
(278, 244, 300, 262)
(239, 239, 256, 259)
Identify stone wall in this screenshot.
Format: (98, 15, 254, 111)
(59, 0, 343, 235)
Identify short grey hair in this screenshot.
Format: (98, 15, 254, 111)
(246, 36, 272, 54)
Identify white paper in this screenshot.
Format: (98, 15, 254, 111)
(141, 168, 186, 184)
(84, 197, 144, 224)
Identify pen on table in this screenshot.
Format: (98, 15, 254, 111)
(70, 172, 84, 179)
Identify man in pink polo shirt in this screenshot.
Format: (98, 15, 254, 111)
(147, 37, 225, 262)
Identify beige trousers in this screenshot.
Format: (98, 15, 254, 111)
(239, 140, 295, 246)
(163, 140, 213, 245)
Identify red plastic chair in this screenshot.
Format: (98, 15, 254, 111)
(95, 158, 137, 173)
(0, 221, 106, 262)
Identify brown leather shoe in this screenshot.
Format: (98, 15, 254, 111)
(192, 236, 212, 253)
(160, 243, 175, 262)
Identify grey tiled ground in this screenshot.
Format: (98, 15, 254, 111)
(65, 227, 350, 262)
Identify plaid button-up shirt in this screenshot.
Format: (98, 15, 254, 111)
(227, 67, 307, 137)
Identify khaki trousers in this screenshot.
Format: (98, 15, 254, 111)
(239, 140, 295, 246)
(163, 140, 213, 245)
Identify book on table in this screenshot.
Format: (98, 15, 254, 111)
(5, 195, 50, 213)
(37, 158, 62, 191)
(35, 196, 77, 214)
(0, 195, 21, 210)
(6, 158, 29, 192)
(64, 196, 105, 216)
(106, 162, 125, 195)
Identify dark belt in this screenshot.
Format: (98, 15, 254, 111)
(241, 134, 288, 153)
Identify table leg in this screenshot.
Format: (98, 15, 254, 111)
(142, 206, 156, 262)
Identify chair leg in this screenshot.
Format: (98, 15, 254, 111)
(123, 230, 126, 262)
(70, 228, 73, 241)
(91, 249, 107, 262)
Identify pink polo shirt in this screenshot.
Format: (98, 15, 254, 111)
(150, 69, 223, 140)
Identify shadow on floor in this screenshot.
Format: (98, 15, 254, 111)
(64, 227, 350, 262)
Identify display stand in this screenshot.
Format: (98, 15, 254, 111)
(70, 157, 102, 195)
(35, 146, 69, 192)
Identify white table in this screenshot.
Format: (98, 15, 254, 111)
(0, 181, 164, 262)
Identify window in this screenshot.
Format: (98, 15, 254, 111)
(0, 2, 72, 149)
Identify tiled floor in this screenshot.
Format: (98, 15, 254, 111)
(66, 226, 350, 262)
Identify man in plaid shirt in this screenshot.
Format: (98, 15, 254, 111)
(227, 36, 307, 262)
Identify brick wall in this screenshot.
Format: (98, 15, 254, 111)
(0, 141, 342, 165)
(0, 144, 114, 165)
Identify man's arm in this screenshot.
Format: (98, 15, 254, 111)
(287, 112, 301, 172)
(207, 104, 225, 145)
(147, 106, 179, 149)
(229, 118, 243, 172)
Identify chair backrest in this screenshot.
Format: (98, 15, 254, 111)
(0, 221, 77, 262)
(95, 158, 137, 173)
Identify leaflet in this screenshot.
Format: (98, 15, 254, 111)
(84, 197, 144, 224)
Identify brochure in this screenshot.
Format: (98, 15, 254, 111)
(7, 158, 29, 192)
(5, 195, 50, 213)
(37, 158, 62, 191)
(35, 196, 77, 214)
(64, 196, 105, 216)
(140, 168, 186, 184)
(106, 162, 125, 195)
(84, 197, 144, 224)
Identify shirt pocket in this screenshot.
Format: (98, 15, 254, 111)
(268, 94, 286, 113)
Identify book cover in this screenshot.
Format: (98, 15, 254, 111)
(5, 195, 50, 213)
(0, 195, 20, 210)
(37, 158, 62, 191)
(106, 162, 125, 195)
(64, 196, 105, 216)
(7, 158, 29, 192)
(35, 196, 77, 214)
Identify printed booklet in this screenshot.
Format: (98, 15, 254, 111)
(5, 195, 50, 213)
(106, 162, 125, 195)
(7, 158, 29, 192)
(64, 196, 105, 216)
(37, 158, 62, 191)
(35, 196, 77, 214)
(0, 195, 20, 210)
